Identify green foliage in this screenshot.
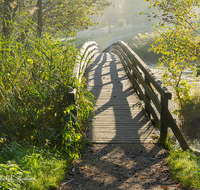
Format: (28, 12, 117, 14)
(0, 142, 67, 189)
(0, 12, 96, 189)
(144, 0, 200, 110)
(178, 91, 200, 139)
(122, 31, 160, 63)
(0, 1, 98, 189)
(0, 0, 111, 38)
(142, 2, 200, 188)
(0, 162, 28, 190)
(166, 149, 200, 189)
(0, 33, 76, 145)
(180, 91, 200, 121)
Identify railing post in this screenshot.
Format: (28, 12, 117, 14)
(145, 75, 151, 118)
(160, 93, 168, 146)
(67, 89, 76, 104)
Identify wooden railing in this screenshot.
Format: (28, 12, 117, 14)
(103, 41, 190, 151)
(67, 41, 99, 103)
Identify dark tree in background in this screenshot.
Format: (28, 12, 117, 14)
(2, 0, 17, 38)
(1, 0, 110, 40)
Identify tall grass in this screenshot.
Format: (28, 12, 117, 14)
(0, 25, 95, 188)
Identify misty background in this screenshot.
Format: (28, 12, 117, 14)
(75, 0, 155, 51)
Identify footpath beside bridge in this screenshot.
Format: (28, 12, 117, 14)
(68, 41, 190, 151)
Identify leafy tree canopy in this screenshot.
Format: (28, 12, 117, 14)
(143, 0, 200, 109)
(1, 0, 111, 39)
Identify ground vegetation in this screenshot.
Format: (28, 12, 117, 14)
(0, 0, 111, 189)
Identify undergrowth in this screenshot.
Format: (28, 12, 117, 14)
(0, 26, 95, 189)
(166, 91, 200, 189)
(0, 142, 67, 189)
(179, 92, 200, 140)
(166, 146, 200, 189)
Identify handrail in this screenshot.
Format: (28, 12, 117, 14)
(67, 41, 99, 103)
(103, 41, 190, 151)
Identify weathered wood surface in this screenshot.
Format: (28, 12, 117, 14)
(67, 41, 99, 103)
(86, 53, 158, 143)
(104, 41, 190, 150)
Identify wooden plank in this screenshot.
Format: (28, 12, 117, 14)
(67, 41, 99, 102)
(116, 50, 144, 100)
(100, 43, 190, 151)
(116, 47, 162, 114)
(113, 41, 172, 99)
(89, 125, 154, 129)
(131, 64, 162, 114)
(160, 94, 169, 145)
(144, 96, 160, 130)
(88, 127, 157, 143)
(167, 111, 190, 151)
(93, 111, 147, 115)
(92, 120, 151, 124)
(145, 76, 151, 118)
(86, 52, 157, 144)
(87, 139, 157, 143)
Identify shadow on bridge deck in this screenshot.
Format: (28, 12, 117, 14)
(86, 52, 157, 144)
(55, 39, 192, 189)
(59, 52, 179, 190)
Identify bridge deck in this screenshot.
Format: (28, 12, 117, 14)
(86, 53, 157, 143)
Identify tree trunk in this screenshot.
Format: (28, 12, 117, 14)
(108, 20, 111, 34)
(37, 0, 43, 38)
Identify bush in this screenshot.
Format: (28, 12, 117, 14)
(0, 25, 96, 189)
(0, 0, 97, 186)
(118, 19, 126, 27)
(123, 32, 161, 64)
(1, 36, 74, 145)
(179, 92, 200, 139)
(0, 33, 95, 148)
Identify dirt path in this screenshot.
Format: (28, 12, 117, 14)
(57, 143, 195, 190)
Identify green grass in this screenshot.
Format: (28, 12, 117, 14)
(73, 26, 135, 50)
(166, 149, 200, 189)
(0, 142, 67, 189)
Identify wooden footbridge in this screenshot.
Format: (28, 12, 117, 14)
(68, 41, 190, 151)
